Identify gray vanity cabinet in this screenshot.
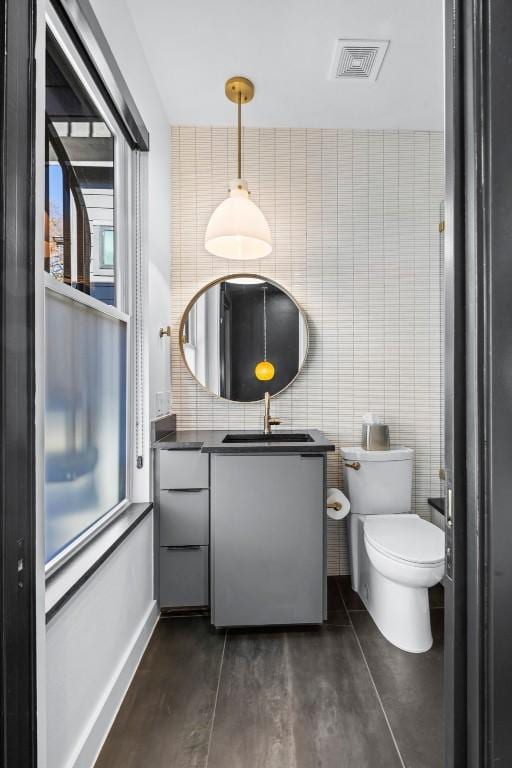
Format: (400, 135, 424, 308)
(157, 449, 209, 608)
(210, 453, 325, 627)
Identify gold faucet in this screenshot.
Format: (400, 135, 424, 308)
(264, 391, 281, 435)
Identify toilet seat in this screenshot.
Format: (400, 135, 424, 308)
(364, 514, 445, 567)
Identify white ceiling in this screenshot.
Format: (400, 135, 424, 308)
(125, 0, 444, 130)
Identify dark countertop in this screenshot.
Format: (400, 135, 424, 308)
(153, 429, 335, 454)
(428, 497, 445, 515)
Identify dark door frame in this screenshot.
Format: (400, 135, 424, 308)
(446, 1, 512, 766)
(444, 1, 469, 766)
(468, 1, 512, 764)
(0, 0, 37, 767)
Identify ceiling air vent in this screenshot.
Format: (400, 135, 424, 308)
(329, 39, 390, 82)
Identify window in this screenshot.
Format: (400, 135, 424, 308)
(99, 226, 114, 268)
(45, 29, 119, 306)
(44, 21, 133, 566)
(45, 292, 127, 563)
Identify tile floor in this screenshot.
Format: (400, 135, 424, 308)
(95, 578, 444, 768)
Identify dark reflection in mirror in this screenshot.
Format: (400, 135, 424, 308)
(180, 276, 308, 402)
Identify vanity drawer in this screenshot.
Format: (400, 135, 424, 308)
(159, 449, 209, 489)
(159, 546, 209, 607)
(159, 490, 209, 546)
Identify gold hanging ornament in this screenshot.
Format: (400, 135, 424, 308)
(255, 285, 275, 381)
(255, 360, 275, 381)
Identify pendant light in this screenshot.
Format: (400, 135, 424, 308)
(205, 77, 272, 261)
(255, 285, 275, 381)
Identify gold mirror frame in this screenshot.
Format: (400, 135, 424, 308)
(178, 273, 310, 403)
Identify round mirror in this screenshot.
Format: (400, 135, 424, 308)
(179, 274, 309, 402)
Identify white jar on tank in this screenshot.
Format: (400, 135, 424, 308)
(342, 446, 444, 654)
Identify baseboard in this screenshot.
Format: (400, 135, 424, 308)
(68, 599, 159, 768)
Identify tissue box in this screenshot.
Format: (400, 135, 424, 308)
(361, 424, 390, 451)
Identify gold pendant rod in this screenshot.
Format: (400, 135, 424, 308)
(224, 77, 254, 181)
(237, 91, 242, 179)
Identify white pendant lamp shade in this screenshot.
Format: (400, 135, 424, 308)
(205, 76, 272, 261)
(205, 179, 272, 260)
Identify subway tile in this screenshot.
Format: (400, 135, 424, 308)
(171, 126, 444, 575)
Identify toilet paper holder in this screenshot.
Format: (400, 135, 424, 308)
(326, 487, 351, 520)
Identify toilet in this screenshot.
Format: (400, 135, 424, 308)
(342, 446, 445, 653)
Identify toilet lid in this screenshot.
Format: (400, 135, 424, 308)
(364, 515, 445, 566)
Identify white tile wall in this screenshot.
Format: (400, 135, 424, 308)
(170, 126, 445, 575)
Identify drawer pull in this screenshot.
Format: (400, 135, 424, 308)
(165, 545, 202, 551)
(165, 488, 204, 493)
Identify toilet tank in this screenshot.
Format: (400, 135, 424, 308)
(341, 447, 413, 515)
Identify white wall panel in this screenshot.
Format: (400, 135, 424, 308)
(170, 126, 444, 574)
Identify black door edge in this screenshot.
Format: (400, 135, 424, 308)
(0, 1, 38, 766)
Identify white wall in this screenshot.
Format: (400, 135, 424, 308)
(170, 126, 445, 575)
(41, 3, 171, 767)
(46, 517, 157, 768)
(89, 0, 172, 503)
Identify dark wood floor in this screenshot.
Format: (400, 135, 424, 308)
(95, 577, 443, 768)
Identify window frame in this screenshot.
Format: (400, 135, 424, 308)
(44, 8, 136, 576)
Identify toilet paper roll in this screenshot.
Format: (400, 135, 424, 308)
(326, 488, 350, 521)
